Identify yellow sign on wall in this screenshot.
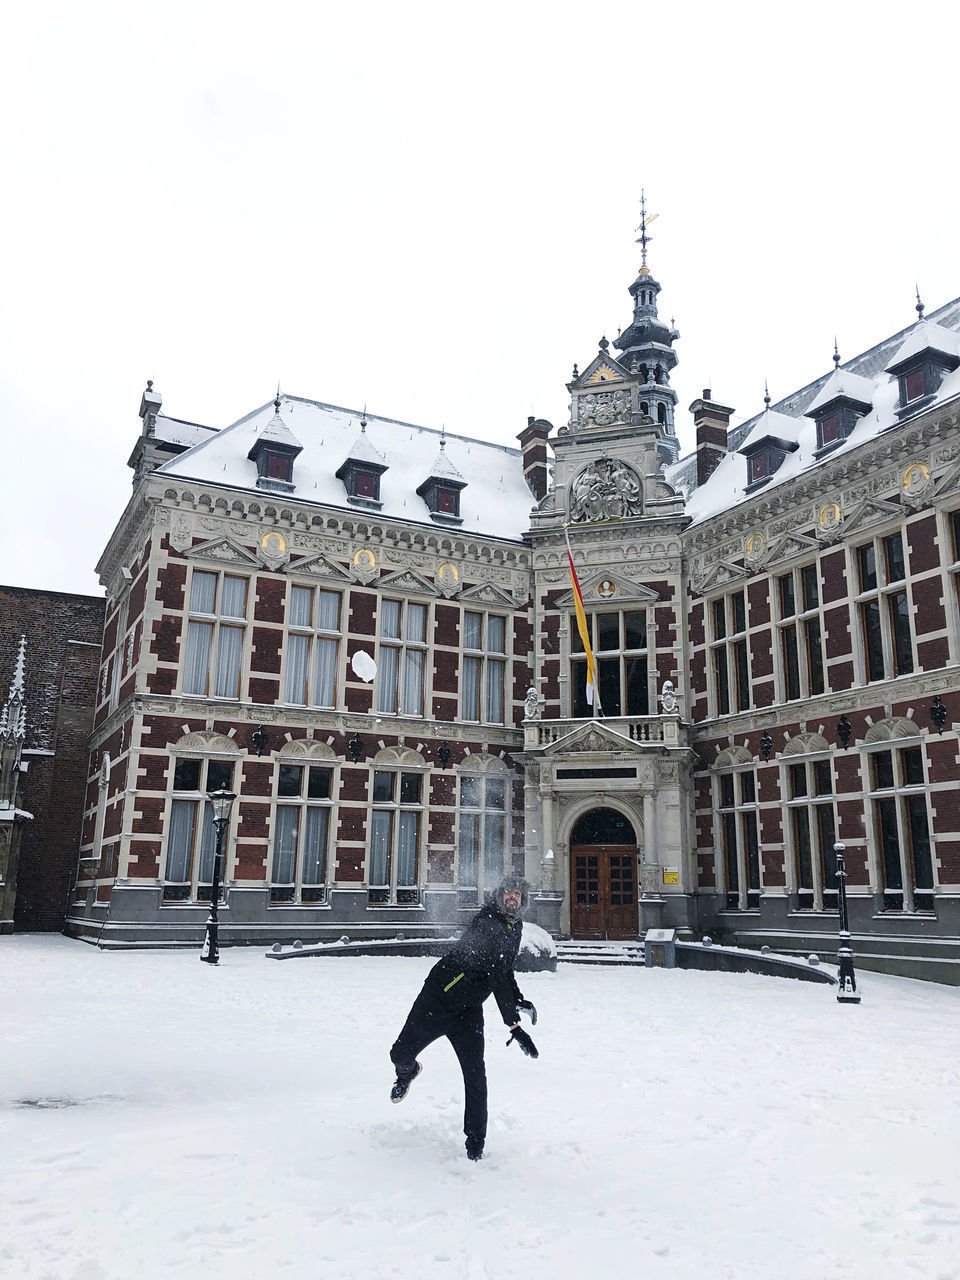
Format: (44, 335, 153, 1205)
(662, 868, 679, 885)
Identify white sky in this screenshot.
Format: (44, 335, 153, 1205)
(2, 0, 959, 596)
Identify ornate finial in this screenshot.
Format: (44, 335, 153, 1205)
(572, 363, 579, 380)
(915, 284, 925, 321)
(360, 404, 368, 432)
(440, 423, 447, 450)
(599, 336, 609, 352)
(146, 379, 153, 391)
(833, 337, 841, 370)
(763, 380, 771, 409)
(11, 635, 26, 696)
(634, 189, 659, 274)
(274, 383, 281, 413)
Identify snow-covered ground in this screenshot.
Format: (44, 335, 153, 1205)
(2, 937, 960, 1280)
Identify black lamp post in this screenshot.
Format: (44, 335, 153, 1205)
(833, 842, 861, 1004)
(200, 788, 237, 966)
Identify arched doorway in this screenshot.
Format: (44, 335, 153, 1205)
(569, 808, 639, 940)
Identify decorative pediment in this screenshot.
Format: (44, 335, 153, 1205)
(458, 581, 516, 608)
(378, 568, 441, 597)
(278, 738, 338, 761)
(764, 530, 820, 568)
(574, 351, 633, 388)
(933, 461, 960, 500)
(183, 536, 260, 567)
(554, 571, 659, 608)
(693, 560, 749, 595)
(372, 746, 427, 767)
(286, 553, 353, 583)
(539, 719, 640, 758)
(173, 730, 240, 754)
(838, 497, 903, 538)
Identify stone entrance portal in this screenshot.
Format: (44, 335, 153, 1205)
(569, 808, 639, 940)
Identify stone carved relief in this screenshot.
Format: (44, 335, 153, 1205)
(569, 458, 643, 523)
(577, 390, 629, 427)
(171, 513, 192, 552)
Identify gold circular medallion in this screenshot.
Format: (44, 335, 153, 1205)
(818, 502, 841, 529)
(353, 547, 376, 570)
(745, 532, 765, 561)
(902, 463, 930, 493)
(437, 561, 460, 584)
(260, 530, 287, 555)
(597, 580, 616, 598)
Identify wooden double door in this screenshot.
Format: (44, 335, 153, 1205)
(571, 844, 639, 940)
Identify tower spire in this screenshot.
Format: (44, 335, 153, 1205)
(634, 190, 659, 275)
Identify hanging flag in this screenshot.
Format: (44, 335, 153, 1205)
(564, 529, 597, 708)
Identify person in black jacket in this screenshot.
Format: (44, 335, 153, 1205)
(388, 875, 539, 1161)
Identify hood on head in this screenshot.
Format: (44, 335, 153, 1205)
(492, 875, 531, 915)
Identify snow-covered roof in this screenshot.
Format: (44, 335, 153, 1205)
(152, 415, 218, 450)
(737, 409, 803, 453)
(805, 368, 876, 415)
(424, 443, 465, 483)
(885, 318, 960, 370)
(669, 296, 960, 525)
(254, 410, 302, 452)
(340, 426, 387, 468)
(157, 396, 534, 541)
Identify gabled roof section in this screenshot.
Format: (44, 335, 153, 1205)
(554, 570, 660, 608)
(254, 409, 303, 452)
(738, 409, 803, 454)
(536, 719, 642, 758)
(183, 536, 261, 567)
(573, 350, 633, 388)
(421, 443, 465, 485)
(339, 425, 387, 470)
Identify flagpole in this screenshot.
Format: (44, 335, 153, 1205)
(563, 523, 601, 719)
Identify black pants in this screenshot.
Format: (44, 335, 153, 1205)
(390, 990, 488, 1144)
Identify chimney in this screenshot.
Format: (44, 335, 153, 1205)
(689, 388, 733, 486)
(517, 417, 553, 501)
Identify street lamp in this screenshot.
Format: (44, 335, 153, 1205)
(834, 842, 861, 1004)
(200, 788, 237, 966)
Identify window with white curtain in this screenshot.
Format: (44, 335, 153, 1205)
(182, 570, 248, 698)
(269, 762, 334, 903)
(163, 756, 236, 901)
(375, 600, 428, 716)
(283, 585, 341, 708)
(715, 767, 761, 909)
(457, 772, 508, 905)
(368, 770, 423, 903)
(461, 611, 507, 724)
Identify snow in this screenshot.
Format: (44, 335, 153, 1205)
(805, 368, 877, 414)
(886, 318, 960, 369)
(350, 649, 377, 683)
(3, 935, 960, 1280)
(157, 396, 535, 542)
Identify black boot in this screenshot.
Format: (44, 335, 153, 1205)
(390, 1061, 423, 1103)
(465, 1135, 484, 1161)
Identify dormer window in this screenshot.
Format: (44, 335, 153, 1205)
(247, 404, 303, 493)
(417, 439, 467, 525)
(885, 321, 960, 419)
(805, 370, 874, 458)
(741, 434, 799, 493)
(336, 423, 388, 509)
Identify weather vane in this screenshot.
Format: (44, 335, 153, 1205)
(634, 189, 659, 272)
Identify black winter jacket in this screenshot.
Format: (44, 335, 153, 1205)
(424, 903, 524, 1026)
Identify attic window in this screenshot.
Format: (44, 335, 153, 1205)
(437, 487, 456, 514)
(820, 414, 839, 444)
(885, 329, 960, 419)
(750, 453, 768, 482)
(335, 456, 387, 509)
(741, 434, 798, 494)
(266, 453, 292, 481)
(904, 369, 925, 402)
(416, 474, 466, 525)
(812, 406, 862, 456)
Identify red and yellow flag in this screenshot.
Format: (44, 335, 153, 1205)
(565, 534, 597, 707)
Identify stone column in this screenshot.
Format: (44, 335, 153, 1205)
(640, 787, 664, 931)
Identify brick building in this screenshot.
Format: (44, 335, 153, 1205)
(63, 256, 960, 982)
(0, 586, 105, 932)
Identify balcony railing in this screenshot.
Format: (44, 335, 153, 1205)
(523, 715, 686, 750)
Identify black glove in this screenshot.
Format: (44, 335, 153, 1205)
(518, 998, 538, 1026)
(506, 1027, 539, 1058)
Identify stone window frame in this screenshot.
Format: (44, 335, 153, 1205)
(567, 604, 651, 719)
(706, 588, 751, 716)
(779, 736, 838, 913)
(374, 597, 431, 717)
(774, 561, 827, 703)
(455, 756, 511, 908)
(861, 726, 936, 915)
(942, 506, 960, 664)
(367, 747, 428, 906)
(267, 751, 338, 906)
(713, 748, 760, 910)
(180, 567, 250, 700)
(460, 607, 508, 726)
(849, 528, 915, 684)
(280, 581, 343, 710)
(161, 747, 239, 903)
